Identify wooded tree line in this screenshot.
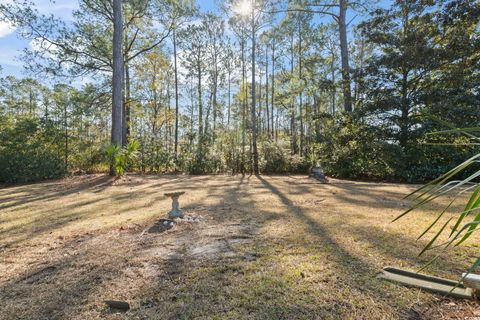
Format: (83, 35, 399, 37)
(0, 0, 479, 182)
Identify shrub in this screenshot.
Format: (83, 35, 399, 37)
(70, 142, 105, 173)
(310, 113, 477, 183)
(0, 117, 66, 183)
(105, 140, 140, 177)
(402, 137, 476, 183)
(311, 113, 401, 181)
(260, 140, 309, 174)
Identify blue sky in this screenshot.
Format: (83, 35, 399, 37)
(0, 0, 388, 79)
(0, 0, 80, 77)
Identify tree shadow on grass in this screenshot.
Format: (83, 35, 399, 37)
(1, 175, 474, 319)
(255, 175, 475, 319)
(0, 196, 107, 249)
(1, 175, 235, 252)
(0, 175, 263, 319)
(129, 176, 335, 319)
(344, 223, 477, 277)
(0, 174, 114, 211)
(0, 238, 123, 319)
(257, 175, 372, 273)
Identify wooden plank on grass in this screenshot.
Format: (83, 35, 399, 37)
(378, 267, 473, 299)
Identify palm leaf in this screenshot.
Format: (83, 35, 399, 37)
(419, 217, 452, 256)
(450, 185, 480, 237)
(398, 124, 480, 273)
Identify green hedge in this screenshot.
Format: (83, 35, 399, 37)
(0, 117, 66, 183)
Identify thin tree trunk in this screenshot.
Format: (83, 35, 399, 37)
(166, 71, 172, 153)
(331, 51, 336, 114)
(197, 60, 203, 155)
(275, 106, 279, 142)
(123, 61, 131, 146)
(241, 38, 247, 174)
(189, 78, 195, 153)
(111, 0, 124, 174)
(299, 24, 304, 156)
(64, 101, 68, 171)
(205, 91, 212, 135)
(173, 27, 179, 159)
(265, 45, 270, 138)
(290, 34, 297, 155)
(339, 0, 352, 112)
(212, 70, 218, 135)
(251, 2, 259, 175)
(227, 67, 231, 126)
(291, 108, 297, 154)
(314, 95, 320, 140)
(271, 38, 275, 139)
(259, 71, 263, 133)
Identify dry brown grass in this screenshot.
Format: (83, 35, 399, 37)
(0, 174, 479, 319)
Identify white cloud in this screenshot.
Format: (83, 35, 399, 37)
(29, 38, 60, 57)
(71, 76, 92, 88)
(0, 50, 22, 67)
(0, 21, 16, 38)
(36, 0, 78, 20)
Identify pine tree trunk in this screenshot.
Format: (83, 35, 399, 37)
(64, 101, 68, 171)
(265, 45, 270, 138)
(291, 108, 297, 154)
(197, 60, 203, 156)
(251, 3, 259, 175)
(111, 0, 124, 175)
(290, 35, 297, 155)
(227, 68, 231, 126)
(271, 39, 275, 139)
(241, 39, 247, 174)
(123, 62, 131, 146)
(173, 27, 179, 159)
(299, 24, 304, 156)
(331, 51, 336, 114)
(339, 0, 352, 112)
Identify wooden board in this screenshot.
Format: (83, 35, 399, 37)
(378, 266, 473, 299)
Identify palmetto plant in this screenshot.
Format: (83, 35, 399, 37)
(395, 126, 480, 272)
(123, 139, 140, 170)
(105, 144, 122, 176)
(105, 140, 140, 177)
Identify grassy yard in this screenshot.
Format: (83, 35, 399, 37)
(0, 174, 479, 319)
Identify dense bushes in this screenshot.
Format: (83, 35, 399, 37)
(70, 142, 106, 173)
(260, 141, 309, 174)
(129, 131, 310, 175)
(310, 114, 401, 181)
(402, 139, 476, 183)
(0, 117, 66, 183)
(1, 114, 473, 183)
(310, 113, 477, 182)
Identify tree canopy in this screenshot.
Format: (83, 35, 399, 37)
(0, 0, 478, 182)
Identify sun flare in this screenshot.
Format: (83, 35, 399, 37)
(235, 0, 252, 16)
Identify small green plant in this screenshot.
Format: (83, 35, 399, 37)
(105, 140, 140, 177)
(105, 144, 122, 176)
(123, 139, 140, 171)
